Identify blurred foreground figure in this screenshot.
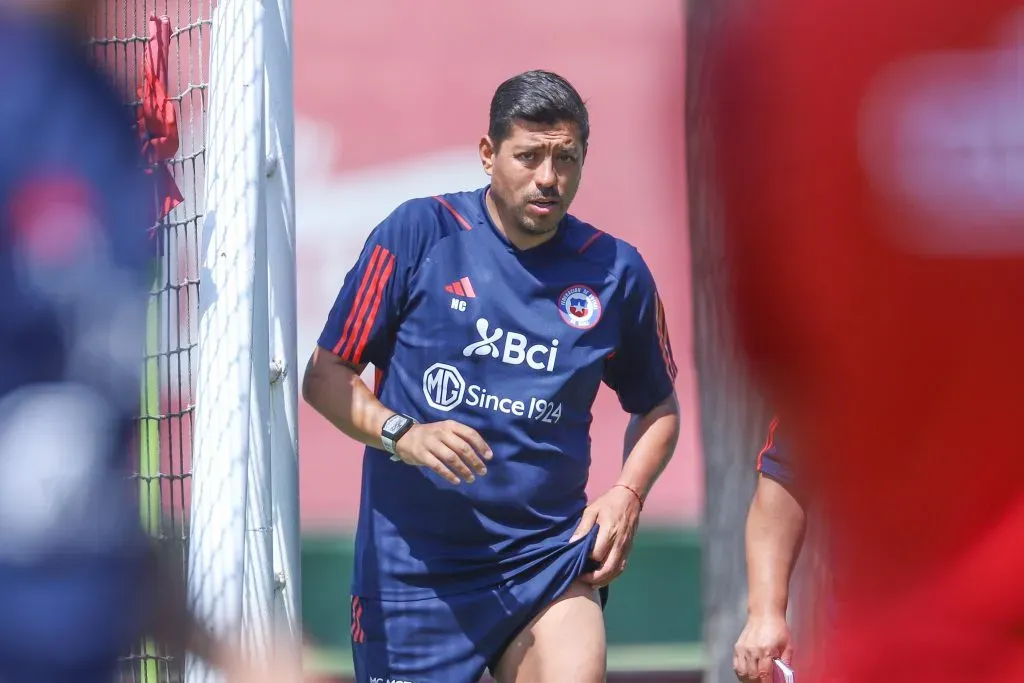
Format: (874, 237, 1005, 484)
(709, 1, 1024, 681)
(0, 2, 304, 681)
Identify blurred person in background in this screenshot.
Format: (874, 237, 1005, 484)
(303, 69, 680, 683)
(708, 1, 1024, 681)
(733, 419, 808, 682)
(0, 2, 305, 681)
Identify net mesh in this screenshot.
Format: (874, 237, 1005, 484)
(87, 1, 212, 680)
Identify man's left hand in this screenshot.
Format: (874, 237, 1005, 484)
(570, 485, 642, 587)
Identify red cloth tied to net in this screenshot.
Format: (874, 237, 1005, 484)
(137, 14, 183, 226)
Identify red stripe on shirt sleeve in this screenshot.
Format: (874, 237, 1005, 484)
(655, 293, 678, 381)
(350, 251, 396, 365)
(331, 245, 385, 356)
(756, 417, 780, 471)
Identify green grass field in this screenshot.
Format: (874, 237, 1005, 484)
(305, 642, 705, 678)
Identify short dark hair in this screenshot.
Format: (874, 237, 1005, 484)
(488, 70, 589, 148)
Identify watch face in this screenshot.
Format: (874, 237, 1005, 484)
(384, 414, 408, 436)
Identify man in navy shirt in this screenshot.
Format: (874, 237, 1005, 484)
(0, 3, 304, 682)
(303, 70, 681, 683)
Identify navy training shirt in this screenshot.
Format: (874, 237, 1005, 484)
(0, 9, 154, 664)
(317, 187, 678, 600)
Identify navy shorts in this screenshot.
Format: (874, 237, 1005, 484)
(351, 526, 608, 683)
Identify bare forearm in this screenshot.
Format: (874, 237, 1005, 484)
(617, 393, 680, 499)
(144, 542, 226, 668)
(746, 475, 807, 616)
(302, 347, 393, 450)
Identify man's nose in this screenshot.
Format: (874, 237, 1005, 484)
(534, 157, 557, 189)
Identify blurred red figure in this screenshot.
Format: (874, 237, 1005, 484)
(708, 1, 1024, 681)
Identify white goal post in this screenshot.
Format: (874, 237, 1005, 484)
(186, 0, 299, 680)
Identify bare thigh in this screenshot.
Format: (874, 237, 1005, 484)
(492, 579, 607, 683)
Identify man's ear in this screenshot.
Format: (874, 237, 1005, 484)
(581, 143, 589, 166)
(479, 135, 496, 176)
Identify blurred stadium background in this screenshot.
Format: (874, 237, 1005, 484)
(90, 1, 706, 681)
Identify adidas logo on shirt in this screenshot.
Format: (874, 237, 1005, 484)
(446, 276, 475, 311)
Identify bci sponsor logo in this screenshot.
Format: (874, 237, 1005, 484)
(462, 318, 559, 372)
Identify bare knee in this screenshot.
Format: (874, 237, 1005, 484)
(495, 580, 607, 683)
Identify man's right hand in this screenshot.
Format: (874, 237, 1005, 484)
(733, 611, 793, 681)
(393, 420, 492, 485)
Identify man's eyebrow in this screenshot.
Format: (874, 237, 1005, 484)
(514, 141, 581, 152)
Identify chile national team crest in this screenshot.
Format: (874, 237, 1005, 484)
(557, 284, 603, 330)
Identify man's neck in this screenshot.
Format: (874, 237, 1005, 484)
(484, 189, 557, 251)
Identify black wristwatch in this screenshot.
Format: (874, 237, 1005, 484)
(381, 413, 415, 460)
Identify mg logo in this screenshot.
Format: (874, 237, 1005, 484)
(422, 363, 466, 412)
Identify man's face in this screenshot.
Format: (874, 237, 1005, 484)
(480, 120, 585, 236)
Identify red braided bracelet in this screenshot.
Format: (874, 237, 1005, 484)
(613, 483, 644, 511)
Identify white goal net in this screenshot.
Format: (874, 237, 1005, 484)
(87, 1, 298, 681)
